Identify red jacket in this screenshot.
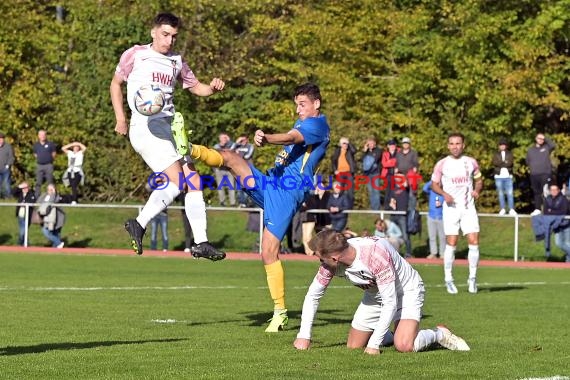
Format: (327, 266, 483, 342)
(381, 148, 400, 177)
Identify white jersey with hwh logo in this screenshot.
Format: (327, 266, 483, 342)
(114, 44, 198, 121)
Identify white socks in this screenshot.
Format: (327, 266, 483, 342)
(185, 191, 208, 244)
(137, 182, 180, 228)
(413, 329, 440, 352)
(443, 244, 456, 282)
(468, 244, 479, 279)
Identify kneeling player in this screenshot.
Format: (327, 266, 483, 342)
(293, 230, 470, 354)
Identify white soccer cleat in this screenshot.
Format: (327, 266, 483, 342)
(437, 325, 470, 351)
(468, 278, 478, 294)
(445, 281, 458, 294)
(265, 309, 288, 333)
(508, 209, 517, 216)
(498, 209, 506, 216)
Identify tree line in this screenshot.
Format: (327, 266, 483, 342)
(1, 0, 568, 210)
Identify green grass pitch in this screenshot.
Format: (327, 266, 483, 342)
(0, 252, 568, 379)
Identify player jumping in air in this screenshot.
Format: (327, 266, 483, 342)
(110, 12, 226, 261)
(185, 83, 330, 332)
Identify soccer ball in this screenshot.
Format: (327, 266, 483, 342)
(133, 84, 165, 116)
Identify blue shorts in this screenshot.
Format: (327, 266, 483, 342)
(244, 164, 306, 240)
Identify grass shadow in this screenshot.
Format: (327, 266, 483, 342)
(242, 309, 350, 328)
(211, 234, 231, 249)
(0, 233, 12, 245)
(0, 338, 188, 356)
(66, 238, 93, 248)
(483, 286, 526, 292)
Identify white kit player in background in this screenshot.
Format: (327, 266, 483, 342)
(110, 12, 225, 260)
(293, 230, 470, 355)
(430, 132, 483, 294)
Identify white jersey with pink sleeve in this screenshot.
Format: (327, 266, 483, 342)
(297, 236, 422, 346)
(114, 44, 199, 121)
(431, 155, 481, 209)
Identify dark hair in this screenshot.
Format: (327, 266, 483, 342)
(448, 132, 465, 143)
(153, 13, 180, 28)
(308, 229, 348, 257)
(294, 83, 322, 104)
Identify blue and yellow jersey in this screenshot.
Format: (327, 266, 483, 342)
(268, 114, 330, 180)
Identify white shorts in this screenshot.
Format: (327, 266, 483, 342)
(351, 283, 425, 332)
(129, 116, 182, 172)
(443, 205, 480, 236)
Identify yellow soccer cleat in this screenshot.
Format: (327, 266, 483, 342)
(171, 112, 190, 156)
(264, 309, 288, 333)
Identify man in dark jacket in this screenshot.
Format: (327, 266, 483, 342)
(14, 182, 36, 246)
(542, 183, 570, 261)
(492, 137, 516, 215)
(327, 182, 351, 232)
(526, 133, 555, 215)
(362, 136, 382, 210)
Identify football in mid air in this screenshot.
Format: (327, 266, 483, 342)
(134, 84, 165, 116)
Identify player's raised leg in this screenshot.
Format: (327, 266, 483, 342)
(126, 158, 183, 255)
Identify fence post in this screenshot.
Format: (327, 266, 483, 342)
(24, 205, 29, 247)
(514, 215, 519, 262)
(258, 208, 263, 254)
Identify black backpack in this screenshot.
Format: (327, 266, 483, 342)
(407, 208, 422, 235)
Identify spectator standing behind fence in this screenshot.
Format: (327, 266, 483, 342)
(492, 137, 516, 216)
(542, 183, 570, 262)
(61, 141, 86, 204)
(395, 136, 419, 210)
(214, 132, 236, 206)
(149, 209, 169, 251)
(14, 181, 36, 246)
(362, 136, 382, 210)
(388, 175, 412, 258)
(332, 137, 356, 206)
(37, 183, 66, 248)
(232, 135, 255, 207)
(423, 180, 445, 259)
(526, 133, 555, 216)
(327, 182, 350, 232)
(0, 132, 15, 199)
(33, 130, 57, 197)
(301, 186, 331, 255)
(381, 139, 399, 208)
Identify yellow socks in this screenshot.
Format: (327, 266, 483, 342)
(190, 144, 224, 168)
(264, 260, 285, 310)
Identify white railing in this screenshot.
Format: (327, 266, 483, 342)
(1, 202, 266, 252)
(1, 202, 567, 261)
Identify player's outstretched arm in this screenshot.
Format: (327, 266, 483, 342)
(110, 74, 128, 136)
(254, 129, 304, 147)
(189, 78, 225, 97)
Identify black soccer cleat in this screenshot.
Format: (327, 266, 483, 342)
(190, 242, 226, 261)
(124, 219, 146, 255)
